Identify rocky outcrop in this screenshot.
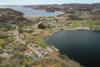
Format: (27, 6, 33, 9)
(0, 8, 23, 22)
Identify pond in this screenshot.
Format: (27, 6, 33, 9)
(46, 30, 100, 67)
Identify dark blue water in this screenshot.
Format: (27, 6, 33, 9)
(46, 30, 100, 67)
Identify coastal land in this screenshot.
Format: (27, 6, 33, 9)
(0, 4, 100, 67)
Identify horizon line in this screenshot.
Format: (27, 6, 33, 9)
(0, 2, 100, 5)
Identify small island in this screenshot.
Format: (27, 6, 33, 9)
(45, 8, 55, 12)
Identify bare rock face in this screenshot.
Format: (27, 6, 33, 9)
(38, 23, 47, 29)
(38, 22, 53, 29)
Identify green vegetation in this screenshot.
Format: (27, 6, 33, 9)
(26, 56, 33, 61)
(35, 37, 48, 48)
(0, 35, 9, 39)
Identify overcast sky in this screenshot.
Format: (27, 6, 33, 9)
(0, 0, 100, 5)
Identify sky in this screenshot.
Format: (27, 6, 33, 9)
(0, 0, 100, 5)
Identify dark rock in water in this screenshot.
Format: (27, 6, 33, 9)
(45, 8, 55, 12)
(46, 9, 55, 12)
